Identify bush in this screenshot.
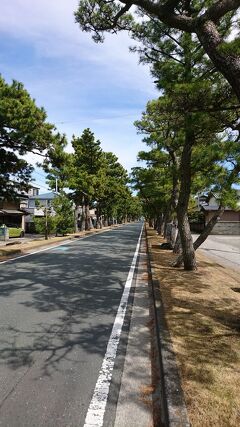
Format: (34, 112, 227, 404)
(34, 216, 56, 235)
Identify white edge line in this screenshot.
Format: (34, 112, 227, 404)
(83, 224, 144, 427)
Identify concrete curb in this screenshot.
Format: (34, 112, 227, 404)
(145, 228, 191, 427)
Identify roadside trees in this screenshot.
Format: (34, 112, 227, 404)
(43, 133, 72, 193)
(97, 152, 130, 225)
(132, 21, 240, 269)
(43, 127, 137, 230)
(135, 108, 240, 267)
(131, 149, 175, 233)
(69, 128, 103, 230)
(52, 193, 75, 236)
(75, 0, 240, 102)
(136, 95, 240, 268)
(0, 76, 54, 198)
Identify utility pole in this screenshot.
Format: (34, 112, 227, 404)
(55, 178, 58, 194)
(45, 199, 48, 240)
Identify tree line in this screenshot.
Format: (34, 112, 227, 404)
(74, 0, 240, 270)
(0, 76, 142, 235)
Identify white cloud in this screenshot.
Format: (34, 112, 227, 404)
(0, 0, 157, 174)
(0, 0, 155, 93)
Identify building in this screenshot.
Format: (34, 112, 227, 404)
(200, 191, 240, 235)
(0, 196, 27, 230)
(24, 191, 57, 232)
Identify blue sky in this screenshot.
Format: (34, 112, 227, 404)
(0, 0, 157, 193)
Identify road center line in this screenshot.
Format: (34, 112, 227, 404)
(83, 224, 143, 427)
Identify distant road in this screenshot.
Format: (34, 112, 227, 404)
(194, 234, 240, 272)
(0, 222, 143, 427)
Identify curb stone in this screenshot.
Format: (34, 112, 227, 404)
(146, 228, 191, 427)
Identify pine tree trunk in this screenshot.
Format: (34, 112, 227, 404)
(193, 207, 225, 250)
(84, 201, 91, 231)
(171, 223, 178, 247)
(103, 216, 108, 227)
(176, 212, 196, 270)
(74, 206, 79, 233)
(96, 208, 101, 229)
(161, 151, 179, 238)
(172, 207, 225, 267)
(163, 205, 171, 238)
(79, 204, 85, 231)
(175, 117, 197, 271)
(149, 218, 153, 228)
(173, 230, 181, 253)
(156, 214, 163, 235)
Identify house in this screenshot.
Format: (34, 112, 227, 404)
(0, 184, 42, 232)
(0, 195, 28, 231)
(24, 191, 57, 232)
(200, 191, 240, 235)
(26, 185, 40, 197)
(0, 185, 59, 233)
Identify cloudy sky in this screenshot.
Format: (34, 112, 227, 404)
(0, 0, 157, 192)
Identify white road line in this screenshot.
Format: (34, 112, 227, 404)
(83, 224, 143, 427)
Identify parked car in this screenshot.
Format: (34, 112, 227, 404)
(0, 224, 24, 238)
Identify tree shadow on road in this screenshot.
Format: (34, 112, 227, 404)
(0, 230, 139, 377)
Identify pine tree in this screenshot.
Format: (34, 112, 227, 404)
(0, 76, 54, 198)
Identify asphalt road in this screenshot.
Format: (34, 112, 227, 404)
(0, 222, 143, 427)
(195, 234, 240, 272)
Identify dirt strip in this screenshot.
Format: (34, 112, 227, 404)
(146, 227, 240, 427)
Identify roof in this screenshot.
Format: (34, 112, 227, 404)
(28, 183, 40, 189)
(0, 209, 25, 215)
(29, 192, 57, 200)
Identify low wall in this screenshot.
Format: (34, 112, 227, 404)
(211, 221, 240, 235)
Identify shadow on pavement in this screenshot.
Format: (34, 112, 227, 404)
(0, 230, 138, 378)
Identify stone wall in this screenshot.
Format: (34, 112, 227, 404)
(211, 221, 240, 235)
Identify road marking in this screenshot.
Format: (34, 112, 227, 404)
(52, 246, 70, 251)
(83, 224, 143, 427)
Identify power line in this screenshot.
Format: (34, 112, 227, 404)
(32, 169, 48, 180)
(33, 182, 50, 192)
